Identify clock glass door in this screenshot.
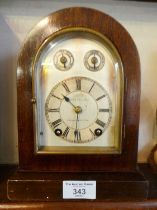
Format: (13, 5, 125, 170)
(33, 29, 124, 154)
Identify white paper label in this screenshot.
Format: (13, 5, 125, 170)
(63, 181, 96, 199)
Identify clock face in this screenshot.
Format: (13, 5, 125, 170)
(45, 76, 112, 143)
(33, 29, 123, 154)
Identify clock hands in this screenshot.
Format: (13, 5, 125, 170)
(62, 94, 82, 142)
(60, 54, 67, 68)
(62, 94, 75, 107)
(91, 53, 98, 70)
(62, 94, 82, 114)
(74, 113, 79, 134)
(74, 113, 81, 142)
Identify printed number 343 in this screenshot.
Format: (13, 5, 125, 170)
(73, 188, 86, 195)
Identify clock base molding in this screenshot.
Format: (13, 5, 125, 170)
(7, 170, 148, 201)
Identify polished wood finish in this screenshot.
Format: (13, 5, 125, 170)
(17, 7, 140, 172)
(7, 170, 148, 201)
(140, 164, 157, 199)
(1, 201, 157, 210)
(0, 164, 157, 209)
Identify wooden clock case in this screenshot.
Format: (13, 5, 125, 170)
(17, 7, 140, 172)
(7, 8, 148, 202)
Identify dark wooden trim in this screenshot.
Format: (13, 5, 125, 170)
(1, 201, 157, 210)
(17, 7, 140, 172)
(7, 170, 148, 201)
(1, 164, 157, 207)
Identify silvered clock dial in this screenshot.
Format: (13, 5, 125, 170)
(45, 76, 112, 143)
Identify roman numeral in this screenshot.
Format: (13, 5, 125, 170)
(51, 94, 62, 100)
(99, 108, 110, 112)
(95, 119, 106, 128)
(62, 82, 70, 93)
(62, 127, 70, 138)
(88, 82, 95, 93)
(47, 108, 60, 112)
(74, 129, 81, 141)
(76, 78, 81, 90)
(89, 129, 95, 137)
(96, 94, 106, 101)
(52, 119, 62, 128)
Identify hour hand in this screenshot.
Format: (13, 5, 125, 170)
(63, 94, 70, 102)
(62, 94, 82, 113)
(62, 94, 75, 108)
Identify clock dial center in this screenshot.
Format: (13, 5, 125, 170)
(74, 106, 82, 114)
(60, 90, 98, 130)
(60, 55, 67, 65)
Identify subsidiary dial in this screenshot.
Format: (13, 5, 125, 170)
(45, 77, 112, 143)
(84, 50, 105, 71)
(54, 49, 74, 71)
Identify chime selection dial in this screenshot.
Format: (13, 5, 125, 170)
(53, 49, 74, 71)
(84, 50, 105, 71)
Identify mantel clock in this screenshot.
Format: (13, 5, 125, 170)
(17, 7, 140, 172)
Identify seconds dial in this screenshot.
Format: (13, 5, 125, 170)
(45, 77, 112, 143)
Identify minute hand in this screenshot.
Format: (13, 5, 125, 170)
(74, 113, 81, 141)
